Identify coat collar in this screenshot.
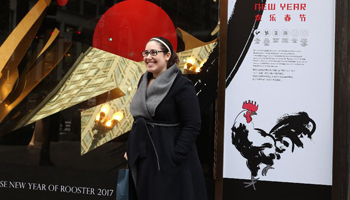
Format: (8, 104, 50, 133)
(130, 64, 180, 119)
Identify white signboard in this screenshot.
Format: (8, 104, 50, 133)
(223, 0, 335, 186)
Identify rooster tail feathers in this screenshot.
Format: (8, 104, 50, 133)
(267, 112, 316, 152)
(308, 118, 317, 139)
(255, 128, 267, 136)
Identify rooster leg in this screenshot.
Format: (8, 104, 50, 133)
(243, 175, 259, 190)
(262, 165, 274, 176)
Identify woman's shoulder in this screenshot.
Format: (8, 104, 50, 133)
(174, 73, 195, 88)
(174, 71, 192, 84)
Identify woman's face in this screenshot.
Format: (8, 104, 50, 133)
(143, 41, 171, 77)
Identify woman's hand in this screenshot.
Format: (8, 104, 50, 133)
(124, 152, 128, 160)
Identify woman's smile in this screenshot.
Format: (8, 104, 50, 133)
(143, 41, 169, 78)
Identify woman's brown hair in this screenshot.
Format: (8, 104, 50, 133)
(149, 37, 179, 68)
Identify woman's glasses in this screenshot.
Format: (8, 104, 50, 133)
(141, 49, 165, 57)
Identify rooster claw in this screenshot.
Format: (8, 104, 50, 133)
(243, 176, 259, 190)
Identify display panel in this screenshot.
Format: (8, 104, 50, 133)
(223, 0, 334, 198)
(0, 0, 218, 199)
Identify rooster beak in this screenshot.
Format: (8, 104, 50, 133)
(251, 111, 257, 116)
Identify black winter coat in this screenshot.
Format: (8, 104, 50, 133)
(126, 71, 208, 200)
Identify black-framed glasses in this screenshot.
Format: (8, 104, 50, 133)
(141, 49, 165, 57)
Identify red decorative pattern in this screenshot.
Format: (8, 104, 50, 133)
(93, 0, 177, 61)
(57, 0, 69, 6)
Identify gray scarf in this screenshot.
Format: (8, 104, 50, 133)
(130, 64, 180, 119)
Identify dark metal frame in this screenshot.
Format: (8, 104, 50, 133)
(332, 0, 350, 199)
(215, 0, 227, 200)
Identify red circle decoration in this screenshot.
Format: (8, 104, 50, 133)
(57, 0, 69, 6)
(92, 0, 177, 62)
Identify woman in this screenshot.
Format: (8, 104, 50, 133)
(125, 37, 208, 200)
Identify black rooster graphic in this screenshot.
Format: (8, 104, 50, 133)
(231, 100, 316, 190)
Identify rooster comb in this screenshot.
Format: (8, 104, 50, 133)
(242, 100, 259, 112)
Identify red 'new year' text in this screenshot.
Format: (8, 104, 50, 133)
(255, 3, 306, 11)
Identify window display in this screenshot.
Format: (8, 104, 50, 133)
(0, 0, 218, 199)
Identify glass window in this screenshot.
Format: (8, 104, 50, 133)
(73, 74, 84, 81)
(84, 133, 92, 145)
(120, 58, 126, 67)
(79, 80, 90, 86)
(0, 1, 219, 196)
(81, 115, 90, 124)
(75, 96, 87, 102)
(72, 88, 82, 94)
(83, 87, 95, 93)
(81, 62, 91, 70)
(93, 77, 105, 84)
(104, 60, 113, 68)
(86, 68, 99, 76)
(65, 84, 76, 91)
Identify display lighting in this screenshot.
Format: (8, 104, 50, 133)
(184, 56, 204, 73)
(184, 56, 195, 70)
(197, 61, 206, 73)
(92, 104, 123, 137)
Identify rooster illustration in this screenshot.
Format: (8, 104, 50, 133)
(231, 100, 316, 190)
